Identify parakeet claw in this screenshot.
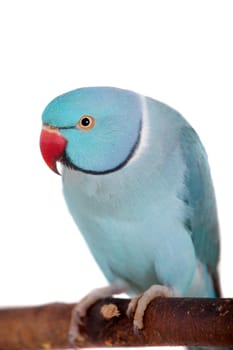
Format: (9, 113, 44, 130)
(127, 284, 175, 331)
(68, 303, 86, 347)
(126, 295, 140, 319)
(68, 282, 127, 347)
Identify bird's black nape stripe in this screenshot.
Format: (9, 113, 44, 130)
(61, 120, 142, 175)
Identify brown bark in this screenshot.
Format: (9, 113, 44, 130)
(0, 297, 232, 349)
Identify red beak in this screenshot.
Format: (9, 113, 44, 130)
(40, 126, 67, 175)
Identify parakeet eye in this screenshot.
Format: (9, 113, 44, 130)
(77, 115, 95, 130)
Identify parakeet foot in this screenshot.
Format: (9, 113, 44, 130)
(68, 282, 127, 347)
(127, 284, 175, 331)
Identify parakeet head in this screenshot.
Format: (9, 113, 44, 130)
(40, 87, 142, 175)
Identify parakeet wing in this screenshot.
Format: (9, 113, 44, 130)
(180, 126, 220, 295)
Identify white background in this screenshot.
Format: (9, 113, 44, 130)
(0, 1, 232, 348)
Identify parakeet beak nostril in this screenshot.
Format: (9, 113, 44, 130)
(40, 126, 67, 175)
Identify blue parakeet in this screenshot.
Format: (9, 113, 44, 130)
(40, 87, 222, 348)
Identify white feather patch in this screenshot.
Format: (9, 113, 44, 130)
(128, 94, 150, 165)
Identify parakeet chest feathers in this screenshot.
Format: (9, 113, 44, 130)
(62, 149, 186, 222)
(62, 143, 187, 251)
(62, 157, 194, 295)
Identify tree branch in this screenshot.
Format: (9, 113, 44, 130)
(0, 298, 233, 349)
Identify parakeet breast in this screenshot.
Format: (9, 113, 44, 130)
(62, 122, 188, 295)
